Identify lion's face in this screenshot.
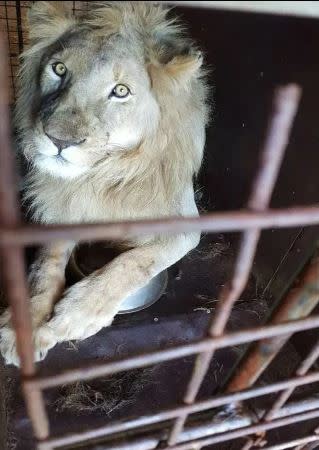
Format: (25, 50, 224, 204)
(18, 2, 207, 185)
(28, 31, 159, 178)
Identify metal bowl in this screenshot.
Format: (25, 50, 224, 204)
(68, 248, 167, 315)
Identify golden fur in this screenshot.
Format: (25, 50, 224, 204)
(0, 1, 209, 365)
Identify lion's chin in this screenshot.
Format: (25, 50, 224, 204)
(34, 154, 87, 179)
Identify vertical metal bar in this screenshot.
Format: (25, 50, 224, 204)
(15, 0, 24, 54)
(0, 31, 31, 371)
(241, 438, 256, 450)
(4, 1, 15, 98)
(0, 34, 49, 439)
(167, 84, 302, 445)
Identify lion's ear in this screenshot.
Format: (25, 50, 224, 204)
(28, 1, 75, 45)
(149, 51, 203, 90)
(88, 2, 203, 87)
(147, 14, 203, 89)
(165, 52, 203, 84)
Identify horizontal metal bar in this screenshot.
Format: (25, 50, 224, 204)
(38, 371, 319, 448)
(1, 206, 319, 246)
(37, 436, 159, 450)
(164, 1, 319, 19)
(161, 408, 319, 450)
(262, 435, 319, 450)
(178, 397, 319, 444)
(294, 443, 319, 450)
(40, 399, 319, 450)
(27, 314, 319, 390)
(297, 438, 319, 450)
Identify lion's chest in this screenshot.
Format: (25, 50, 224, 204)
(34, 178, 172, 225)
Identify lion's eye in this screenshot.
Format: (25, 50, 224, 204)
(111, 84, 130, 98)
(52, 62, 67, 77)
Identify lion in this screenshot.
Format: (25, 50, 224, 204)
(0, 1, 209, 365)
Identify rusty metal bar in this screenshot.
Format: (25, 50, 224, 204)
(37, 372, 319, 449)
(264, 339, 319, 421)
(226, 255, 319, 450)
(0, 34, 49, 439)
(0, 33, 30, 369)
(227, 252, 319, 393)
(27, 314, 319, 390)
(3, 206, 319, 245)
(167, 85, 302, 445)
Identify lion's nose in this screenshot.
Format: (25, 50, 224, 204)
(45, 133, 86, 153)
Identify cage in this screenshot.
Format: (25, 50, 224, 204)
(1, 1, 319, 450)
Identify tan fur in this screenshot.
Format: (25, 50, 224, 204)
(0, 1, 209, 365)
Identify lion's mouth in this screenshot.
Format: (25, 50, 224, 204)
(34, 146, 87, 179)
(55, 154, 69, 164)
(38, 153, 70, 164)
(36, 153, 71, 168)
